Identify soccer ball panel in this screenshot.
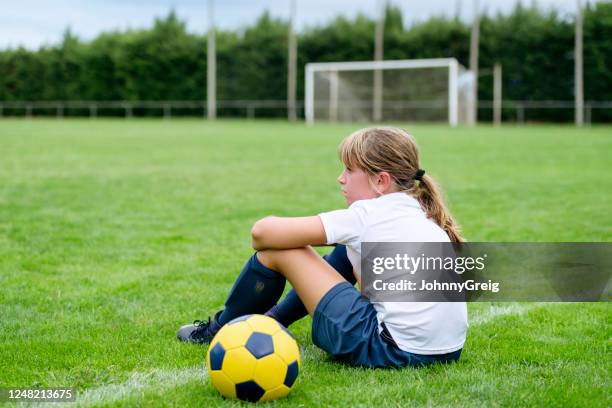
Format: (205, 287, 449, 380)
(245, 314, 282, 335)
(245, 332, 274, 359)
(253, 354, 287, 391)
(213, 321, 252, 349)
(260, 385, 291, 402)
(284, 360, 299, 388)
(272, 329, 301, 367)
(207, 342, 225, 371)
(209, 370, 236, 399)
(235, 380, 266, 402)
(222, 348, 257, 384)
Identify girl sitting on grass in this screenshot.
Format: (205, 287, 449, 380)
(177, 126, 467, 368)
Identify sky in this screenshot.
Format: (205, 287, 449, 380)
(1, 0, 585, 50)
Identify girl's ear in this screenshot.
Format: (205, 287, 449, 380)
(376, 172, 394, 192)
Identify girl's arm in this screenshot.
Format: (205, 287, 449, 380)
(251, 216, 328, 251)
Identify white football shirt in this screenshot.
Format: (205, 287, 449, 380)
(318, 192, 468, 355)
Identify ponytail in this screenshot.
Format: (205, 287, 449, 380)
(414, 175, 464, 243)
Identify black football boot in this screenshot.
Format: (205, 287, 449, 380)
(176, 310, 223, 344)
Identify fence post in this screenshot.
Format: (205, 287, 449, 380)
(247, 104, 255, 120)
(124, 103, 132, 119)
(26, 104, 32, 118)
(57, 103, 64, 119)
(585, 103, 591, 127)
(89, 103, 97, 119)
(164, 103, 171, 119)
(0, 103, 3, 118)
(516, 103, 525, 125)
(493, 63, 502, 127)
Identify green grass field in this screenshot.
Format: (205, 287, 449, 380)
(1, 119, 610, 407)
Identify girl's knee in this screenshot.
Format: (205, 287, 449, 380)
(255, 250, 276, 270)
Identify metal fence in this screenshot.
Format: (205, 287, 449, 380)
(0, 99, 610, 124)
(0, 100, 303, 120)
(476, 100, 612, 124)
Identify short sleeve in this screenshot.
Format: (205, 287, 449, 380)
(318, 201, 369, 245)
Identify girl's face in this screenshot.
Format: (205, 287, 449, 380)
(337, 166, 379, 205)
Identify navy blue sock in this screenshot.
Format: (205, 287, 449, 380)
(217, 253, 286, 326)
(265, 245, 355, 327)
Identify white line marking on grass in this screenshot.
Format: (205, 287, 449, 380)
(28, 366, 207, 408)
(76, 366, 206, 407)
(469, 302, 546, 326)
(33, 303, 548, 407)
(78, 366, 206, 407)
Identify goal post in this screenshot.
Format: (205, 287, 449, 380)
(305, 58, 473, 126)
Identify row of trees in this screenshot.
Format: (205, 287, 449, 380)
(0, 2, 610, 121)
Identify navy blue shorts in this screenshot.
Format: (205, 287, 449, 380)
(311, 282, 462, 368)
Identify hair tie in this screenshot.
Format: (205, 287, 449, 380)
(414, 169, 425, 181)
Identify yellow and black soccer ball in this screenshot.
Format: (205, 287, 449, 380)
(206, 314, 301, 402)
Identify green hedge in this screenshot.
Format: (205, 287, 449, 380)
(0, 3, 610, 121)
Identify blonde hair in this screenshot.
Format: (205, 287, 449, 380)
(338, 127, 464, 243)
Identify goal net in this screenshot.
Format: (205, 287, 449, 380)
(305, 58, 474, 126)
